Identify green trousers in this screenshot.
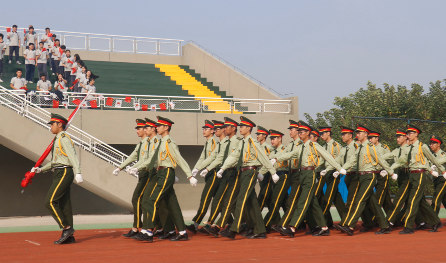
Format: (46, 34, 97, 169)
(215, 170, 240, 228)
(319, 172, 345, 227)
(141, 169, 175, 232)
(432, 176, 446, 214)
(278, 170, 302, 227)
(258, 172, 273, 211)
(146, 168, 186, 231)
(386, 170, 411, 224)
(342, 173, 387, 229)
(289, 170, 326, 228)
(403, 173, 440, 229)
(229, 168, 266, 234)
(45, 168, 74, 229)
(131, 170, 151, 228)
(339, 173, 359, 225)
(191, 169, 220, 223)
(263, 171, 291, 227)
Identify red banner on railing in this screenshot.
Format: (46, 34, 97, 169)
(106, 97, 114, 106)
(72, 99, 81, 105)
(141, 104, 148, 111)
(125, 96, 131, 103)
(52, 100, 59, 108)
(160, 103, 167, 111)
(90, 100, 98, 108)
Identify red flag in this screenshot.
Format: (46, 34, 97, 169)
(90, 100, 98, 108)
(141, 105, 148, 111)
(72, 79, 79, 85)
(6, 27, 11, 33)
(20, 87, 28, 91)
(125, 97, 132, 103)
(69, 86, 73, 90)
(59, 47, 63, 54)
(42, 48, 47, 51)
(24, 29, 27, 34)
(106, 97, 114, 106)
(72, 99, 81, 105)
(67, 59, 73, 64)
(59, 83, 64, 90)
(52, 100, 60, 108)
(71, 67, 77, 74)
(159, 103, 167, 111)
(48, 33, 53, 37)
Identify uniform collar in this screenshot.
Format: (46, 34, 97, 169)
(243, 135, 253, 143)
(206, 137, 215, 142)
(162, 135, 171, 141)
(348, 141, 356, 148)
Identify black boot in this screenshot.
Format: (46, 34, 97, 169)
(205, 226, 220, 238)
(61, 236, 76, 244)
(339, 225, 354, 236)
(305, 227, 321, 235)
(186, 224, 197, 234)
(375, 227, 391, 235)
(247, 233, 267, 239)
(219, 228, 236, 240)
(54, 228, 75, 244)
(158, 231, 176, 240)
(399, 228, 414, 234)
(429, 222, 443, 233)
(312, 228, 330, 236)
(123, 229, 139, 238)
(278, 227, 295, 238)
(241, 228, 254, 237)
(169, 232, 189, 241)
(133, 232, 154, 242)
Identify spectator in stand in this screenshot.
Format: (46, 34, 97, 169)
(58, 45, 66, 75)
(37, 73, 52, 91)
(10, 69, 27, 93)
(83, 78, 97, 103)
(79, 70, 99, 92)
(24, 26, 37, 49)
(36, 42, 49, 79)
(51, 39, 60, 75)
(70, 54, 82, 91)
(54, 72, 68, 92)
(7, 25, 21, 64)
(40, 28, 52, 61)
(61, 50, 73, 86)
(23, 43, 37, 83)
(49, 34, 56, 70)
(74, 65, 87, 92)
(0, 33, 6, 82)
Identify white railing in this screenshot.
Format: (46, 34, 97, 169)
(0, 26, 183, 56)
(0, 86, 134, 175)
(14, 90, 292, 114)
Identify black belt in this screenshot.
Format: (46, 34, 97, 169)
(240, 166, 258, 172)
(53, 166, 72, 170)
(346, 172, 356, 176)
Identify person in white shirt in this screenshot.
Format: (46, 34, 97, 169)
(83, 78, 97, 103)
(23, 43, 37, 83)
(10, 69, 27, 94)
(58, 45, 66, 75)
(51, 39, 60, 76)
(36, 42, 49, 79)
(62, 50, 73, 87)
(24, 27, 37, 50)
(37, 73, 52, 92)
(74, 65, 86, 93)
(55, 73, 68, 92)
(70, 54, 82, 91)
(7, 25, 21, 64)
(0, 33, 6, 82)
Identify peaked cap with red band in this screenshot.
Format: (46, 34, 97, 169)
(269, 129, 284, 138)
(223, 117, 238, 127)
(157, 116, 174, 127)
(396, 128, 406, 136)
(202, 120, 214, 129)
(288, 119, 299, 130)
(239, 116, 256, 128)
(310, 126, 320, 137)
(406, 124, 422, 134)
(368, 131, 381, 137)
(256, 126, 269, 135)
(135, 118, 146, 129)
(48, 113, 68, 125)
(318, 126, 332, 133)
(355, 124, 371, 133)
(212, 120, 224, 128)
(297, 121, 312, 131)
(430, 135, 443, 145)
(144, 118, 157, 128)
(340, 126, 354, 134)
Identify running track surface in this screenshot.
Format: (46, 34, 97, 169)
(2, 222, 445, 263)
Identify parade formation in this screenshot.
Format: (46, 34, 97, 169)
(32, 114, 446, 244)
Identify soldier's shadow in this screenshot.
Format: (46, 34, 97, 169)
(75, 230, 125, 243)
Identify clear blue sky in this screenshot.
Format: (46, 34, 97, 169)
(6, 0, 446, 119)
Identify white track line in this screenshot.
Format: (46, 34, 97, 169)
(25, 240, 41, 246)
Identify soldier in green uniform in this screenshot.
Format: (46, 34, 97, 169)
(218, 116, 277, 239)
(336, 124, 393, 235)
(186, 120, 219, 234)
(32, 113, 83, 244)
(113, 119, 151, 238)
(429, 136, 446, 215)
(260, 129, 291, 233)
(142, 116, 198, 242)
(256, 126, 275, 212)
(273, 121, 343, 237)
(390, 125, 444, 234)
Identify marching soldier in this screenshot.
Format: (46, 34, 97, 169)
(187, 120, 219, 234)
(31, 113, 83, 244)
(429, 135, 446, 215)
(256, 126, 275, 212)
(217, 116, 277, 239)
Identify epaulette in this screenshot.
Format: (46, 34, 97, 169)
(237, 137, 243, 140)
(167, 139, 171, 143)
(309, 142, 314, 147)
(296, 142, 301, 146)
(368, 142, 374, 147)
(354, 144, 358, 149)
(382, 144, 390, 150)
(333, 141, 338, 146)
(154, 138, 158, 143)
(281, 146, 286, 150)
(61, 133, 66, 137)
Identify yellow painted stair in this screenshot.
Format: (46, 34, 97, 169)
(155, 64, 240, 114)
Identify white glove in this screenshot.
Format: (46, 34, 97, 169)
(192, 168, 199, 177)
(431, 170, 439, 177)
(333, 171, 340, 178)
(270, 159, 277, 165)
(443, 172, 446, 179)
(257, 173, 264, 181)
(31, 167, 41, 173)
(75, 173, 83, 184)
(200, 169, 208, 177)
(391, 174, 398, 181)
(189, 176, 198, 186)
(125, 166, 132, 173)
(380, 170, 388, 177)
(217, 169, 224, 178)
(272, 173, 280, 183)
(320, 170, 327, 176)
(431, 165, 437, 171)
(112, 168, 120, 176)
(129, 167, 139, 176)
(174, 176, 179, 184)
(339, 169, 347, 175)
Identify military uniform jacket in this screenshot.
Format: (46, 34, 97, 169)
(432, 149, 446, 171)
(261, 142, 274, 157)
(342, 141, 393, 174)
(194, 137, 217, 170)
(206, 135, 241, 171)
(221, 135, 276, 175)
(41, 131, 81, 174)
(374, 143, 391, 170)
(275, 138, 302, 171)
(391, 140, 444, 173)
(119, 137, 148, 170)
(382, 144, 410, 168)
(134, 136, 160, 171)
(260, 144, 288, 174)
(326, 141, 357, 172)
(157, 135, 193, 178)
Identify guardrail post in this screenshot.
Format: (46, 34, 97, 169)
(110, 37, 113, 52)
(157, 40, 160, 55)
(134, 38, 137, 54)
(86, 35, 89, 51)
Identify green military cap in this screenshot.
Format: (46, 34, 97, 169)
(310, 126, 319, 137)
(135, 119, 146, 129)
(48, 113, 68, 125)
(368, 131, 381, 137)
(340, 126, 355, 134)
(288, 119, 299, 129)
(144, 118, 157, 128)
(406, 124, 422, 134)
(223, 117, 238, 127)
(157, 116, 174, 127)
(269, 129, 284, 138)
(256, 126, 269, 135)
(202, 120, 214, 129)
(396, 128, 406, 136)
(318, 126, 332, 133)
(430, 135, 443, 145)
(355, 123, 371, 133)
(240, 116, 256, 128)
(212, 120, 224, 129)
(297, 120, 312, 131)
